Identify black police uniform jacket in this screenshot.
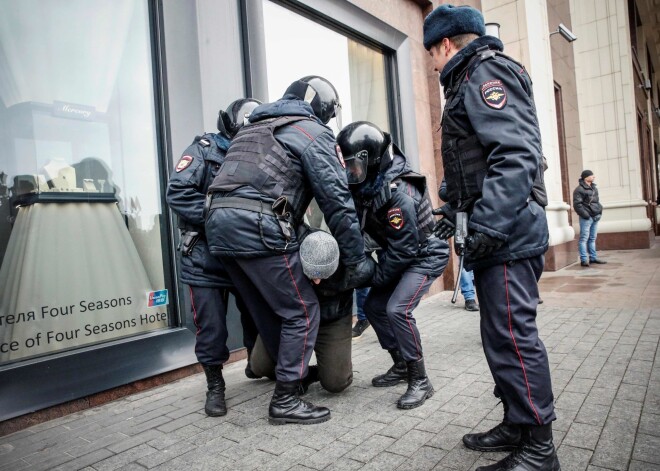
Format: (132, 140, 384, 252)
(205, 98, 365, 266)
(440, 36, 549, 271)
(353, 152, 449, 288)
(166, 133, 233, 288)
(573, 179, 603, 220)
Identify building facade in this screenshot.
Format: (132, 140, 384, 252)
(0, 0, 658, 427)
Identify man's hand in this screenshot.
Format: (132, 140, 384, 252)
(468, 232, 504, 259)
(432, 205, 456, 240)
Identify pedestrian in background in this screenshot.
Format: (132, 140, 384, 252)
(573, 169, 607, 267)
(459, 268, 479, 311)
(438, 179, 479, 312)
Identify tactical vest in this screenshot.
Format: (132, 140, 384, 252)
(208, 116, 313, 224)
(368, 171, 435, 244)
(441, 48, 548, 208)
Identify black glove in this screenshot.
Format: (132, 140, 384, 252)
(431, 204, 456, 240)
(341, 257, 376, 291)
(432, 218, 455, 240)
(468, 232, 504, 259)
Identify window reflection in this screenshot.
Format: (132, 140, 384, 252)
(262, 0, 390, 135)
(262, 0, 391, 227)
(0, 0, 169, 363)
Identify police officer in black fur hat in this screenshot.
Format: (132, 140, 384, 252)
(166, 98, 261, 417)
(424, 5, 559, 470)
(337, 121, 449, 410)
(205, 76, 374, 425)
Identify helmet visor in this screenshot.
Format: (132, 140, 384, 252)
(333, 102, 343, 130)
(344, 150, 368, 185)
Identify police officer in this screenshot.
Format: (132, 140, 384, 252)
(166, 98, 261, 417)
(336, 121, 449, 410)
(205, 76, 374, 425)
(424, 5, 558, 470)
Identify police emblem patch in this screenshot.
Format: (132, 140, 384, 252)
(175, 156, 193, 172)
(335, 144, 346, 169)
(481, 80, 507, 109)
(388, 207, 404, 230)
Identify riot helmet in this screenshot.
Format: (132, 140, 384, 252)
(284, 76, 342, 127)
(217, 98, 262, 138)
(336, 121, 392, 185)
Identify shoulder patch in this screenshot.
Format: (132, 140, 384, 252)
(175, 156, 193, 172)
(387, 207, 404, 230)
(481, 79, 507, 109)
(335, 144, 346, 169)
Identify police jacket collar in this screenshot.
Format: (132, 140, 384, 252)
(440, 35, 504, 89)
(248, 97, 323, 125)
(385, 150, 410, 182)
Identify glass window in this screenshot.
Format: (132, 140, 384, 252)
(0, 0, 171, 364)
(262, 0, 392, 228)
(262, 0, 391, 135)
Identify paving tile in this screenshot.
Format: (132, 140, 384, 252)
(638, 412, 660, 437)
(92, 443, 157, 471)
(557, 444, 593, 471)
(387, 429, 435, 457)
(425, 425, 472, 451)
(562, 422, 602, 450)
(632, 433, 660, 465)
(396, 446, 447, 471)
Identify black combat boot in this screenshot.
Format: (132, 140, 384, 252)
(475, 424, 560, 471)
(463, 399, 521, 452)
(299, 365, 320, 395)
(397, 358, 434, 409)
(372, 349, 408, 387)
(268, 380, 331, 425)
(202, 364, 227, 417)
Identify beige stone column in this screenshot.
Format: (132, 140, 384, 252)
(568, 0, 652, 247)
(482, 0, 575, 267)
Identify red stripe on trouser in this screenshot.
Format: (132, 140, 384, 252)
(283, 254, 310, 379)
(503, 264, 542, 425)
(189, 286, 200, 335)
(404, 275, 427, 360)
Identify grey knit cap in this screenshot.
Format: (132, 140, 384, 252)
(300, 231, 340, 280)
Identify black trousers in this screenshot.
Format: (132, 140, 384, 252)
(189, 286, 257, 365)
(220, 251, 320, 382)
(251, 314, 353, 393)
(474, 255, 556, 426)
(364, 270, 435, 362)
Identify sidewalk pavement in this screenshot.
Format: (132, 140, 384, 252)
(1, 241, 658, 471)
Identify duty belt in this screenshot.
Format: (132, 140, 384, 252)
(208, 196, 276, 216)
(208, 195, 294, 242)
